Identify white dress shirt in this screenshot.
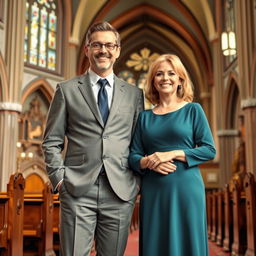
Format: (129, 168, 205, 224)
(88, 69, 114, 109)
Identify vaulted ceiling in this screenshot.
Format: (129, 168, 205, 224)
(70, 0, 217, 101)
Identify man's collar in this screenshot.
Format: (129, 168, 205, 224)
(88, 69, 114, 87)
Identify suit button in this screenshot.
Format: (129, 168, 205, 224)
(103, 135, 109, 139)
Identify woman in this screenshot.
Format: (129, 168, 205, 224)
(128, 54, 216, 256)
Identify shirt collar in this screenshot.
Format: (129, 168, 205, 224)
(88, 69, 114, 88)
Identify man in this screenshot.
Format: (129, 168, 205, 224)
(42, 21, 144, 256)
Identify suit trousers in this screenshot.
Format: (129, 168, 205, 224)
(58, 174, 136, 256)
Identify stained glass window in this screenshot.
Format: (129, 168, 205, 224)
(24, 0, 58, 72)
(117, 47, 160, 109)
(126, 48, 159, 71)
(118, 70, 136, 86)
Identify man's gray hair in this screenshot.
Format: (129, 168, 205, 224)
(85, 21, 121, 46)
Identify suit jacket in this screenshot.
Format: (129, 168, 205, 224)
(42, 73, 144, 201)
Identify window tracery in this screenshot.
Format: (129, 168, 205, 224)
(24, 0, 58, 72)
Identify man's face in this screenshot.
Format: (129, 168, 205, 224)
(85, 31, 120, 77)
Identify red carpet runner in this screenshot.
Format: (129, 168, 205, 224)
(91, 229, 231, 256)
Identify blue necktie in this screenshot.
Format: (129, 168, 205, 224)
(97, 78, 109, 125)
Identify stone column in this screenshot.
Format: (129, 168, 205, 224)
(5, 0, 26, 101)
(235, 0, 254, 98)
(236, 1, 256, 176)
(211, 9, 226, 186)
(200, 92, 212, 123)
(0, 0, 26, 192)
(0, 103, 22, 191)
(66, 38, 80, 79)
(242, 99, 256, 175)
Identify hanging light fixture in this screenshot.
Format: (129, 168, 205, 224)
(221, 0, 236, 56)
(221, 30, 236, 56)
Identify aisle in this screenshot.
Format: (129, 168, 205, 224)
(124, 229, 139, 256)
(92, 229, 232, 256)
(124, 229, 231, 256)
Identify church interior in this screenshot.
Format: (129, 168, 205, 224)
(0, 0, 256, 255)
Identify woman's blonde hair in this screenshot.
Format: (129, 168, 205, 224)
(145, 54, 194, 105)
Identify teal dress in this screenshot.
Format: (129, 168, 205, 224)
(128, 103, 216, 256)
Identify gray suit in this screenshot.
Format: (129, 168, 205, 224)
(42, 72, 144, 255)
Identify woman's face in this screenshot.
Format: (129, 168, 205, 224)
(153, 61, 180, 96)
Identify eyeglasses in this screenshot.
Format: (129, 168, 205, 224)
(88, 42, 119, 51)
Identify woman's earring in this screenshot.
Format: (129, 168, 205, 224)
(177, 84, 184, 98)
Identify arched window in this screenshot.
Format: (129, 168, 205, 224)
(24, 0, 60, 73)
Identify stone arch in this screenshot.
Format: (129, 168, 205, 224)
(22, 159, 49, 183)
(18, 79, 53, 170)
(77, 4, 212, 98)
(224, 72, 241, 129)
(70, 0, 105, 45)
(198, 0, 217, 40)
(77, 3, 212, 69)
(111, 4, 211, 75)
(21, 78, 54, 104)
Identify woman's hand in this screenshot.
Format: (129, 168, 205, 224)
(140, 156, 150, 169)
(139, 157, 176, 175)
(147, 150, 186, 169)
(147, 151, 175, 169)
(152, 162, 176, 175)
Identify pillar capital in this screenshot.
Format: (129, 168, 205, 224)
(241, 98, 256, 109)
(0, 102, 22, 112)
(217, 129, 239, 137)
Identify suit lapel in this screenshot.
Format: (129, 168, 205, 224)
(77, 73, 104, 127)
(105, 76, 125, 126)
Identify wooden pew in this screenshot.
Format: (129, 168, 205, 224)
(216, 190, 225, 246)
(231, 180, 247, 255)
(210, 190, 218, 242)
(23, 181, 55, 256)
(206, 191, 213, 238)
(0, 193, 8, 254)
(0, 173, 25, 256)
(23, 193, 44, 254)
(244, 172, 256, 256)
(223, 183, 233, 252)
(42, 182, 55, 256)
(207, 172, 256, 255)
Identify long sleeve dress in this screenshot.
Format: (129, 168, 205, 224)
(128, 102, 216, 256)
